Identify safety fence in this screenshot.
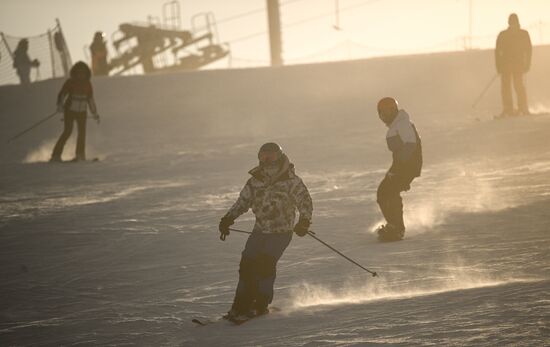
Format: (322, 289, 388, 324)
(0, 19, 72, 86)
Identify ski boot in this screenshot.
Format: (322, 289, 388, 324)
(495, 111, 514, 119)
(49, 155, 62, 163)
(377, 223, 404, 242)
(252, 298, 270, 317)
(223, 308, 255, 324)
(70, 154, 86, 162)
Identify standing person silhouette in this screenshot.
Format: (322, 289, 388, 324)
(90, 32, 109, 76)
(495, 13, 532, 117)
(50, 62, 100, 162)
(12, 39, 40, 86)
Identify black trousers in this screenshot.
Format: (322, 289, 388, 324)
(232, 231, 292, 314)
(51, 111, 87, 160)
(377, 174, 415, 231)
(501, 71, 528, 114)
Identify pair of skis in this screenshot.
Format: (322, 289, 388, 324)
(192, 228, 379, 327)
(192, 307, 279, 327)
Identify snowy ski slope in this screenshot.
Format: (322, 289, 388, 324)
(1, 46, 550, 346)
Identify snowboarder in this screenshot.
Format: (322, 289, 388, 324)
(50, 61, 100, 162)
(375, 97, 422, 241)
(90, 32, 109, 76)
(12, 39, 40, 86)
(218, 143, 313, 322)
(495, 13, 532, 117)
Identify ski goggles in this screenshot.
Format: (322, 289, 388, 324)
(258, 150, 281, 164)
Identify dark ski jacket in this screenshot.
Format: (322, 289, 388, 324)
(495, 26, 532, 73)
(57, 63, 95, 114)
(386, 110, 422, 178)
(13, 48, 36, 73)
(224, 154, 313, 234)
(90, 39, 109, 76)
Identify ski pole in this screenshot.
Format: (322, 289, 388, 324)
(228, 227, 252, 235)
(471, 73, 498, 109)
(307, 231, 378, 277)
(219, 227, 252, 241)
(227, 228, 378, 277)
(7, 111, 59, 143)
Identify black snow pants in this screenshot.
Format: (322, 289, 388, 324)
(231, 231, 292, 314)
(377, 173, 415, 231)
(51, 111, 87, 160)
(501, 71, 528, 115)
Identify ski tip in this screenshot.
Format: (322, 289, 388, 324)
(193, 307, 279, 327)
(191, 318, 207, 326)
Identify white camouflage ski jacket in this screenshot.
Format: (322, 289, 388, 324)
(224, 156, 313, 234)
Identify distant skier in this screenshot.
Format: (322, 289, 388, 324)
(219, 143, 313, 322)
(12, 39, 40, 86)
(50, 61, 100, 162)
(90, 31, 109, 76)
(375, 97, 422, 241)
(495, 13, 532, 117)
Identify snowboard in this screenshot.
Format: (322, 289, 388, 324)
(377, 232, 404, 242)
(192, 307, 280, 327)
(50, 157, 100, 164)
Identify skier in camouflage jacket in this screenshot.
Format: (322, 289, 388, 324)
(219, 142, 313, 321)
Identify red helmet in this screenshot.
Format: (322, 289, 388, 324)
(377, 97, 399, 115)
(377, 97, 399, 125)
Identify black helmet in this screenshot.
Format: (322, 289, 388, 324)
(93, 31, 105, 40)
(258, 142, 283, 167)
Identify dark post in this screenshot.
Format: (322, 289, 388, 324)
(1, 32, 14, 58)
(55, 18, 71, 76)
(266, 0, 283, 66)
(47, 29, 55, 78)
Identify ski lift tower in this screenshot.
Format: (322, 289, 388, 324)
(105, 0, 229, 76)
(266, 0, 283, 66)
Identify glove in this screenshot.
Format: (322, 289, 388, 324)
(32, 59, 40, 67)
(293, 217, 311, 237)
(219, 216, 234, 241)
(92, 113, 101, 124)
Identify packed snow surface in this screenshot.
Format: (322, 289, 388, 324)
(1, 47, 550, 346)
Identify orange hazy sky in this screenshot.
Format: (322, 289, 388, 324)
(1, 0, 550, 67)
